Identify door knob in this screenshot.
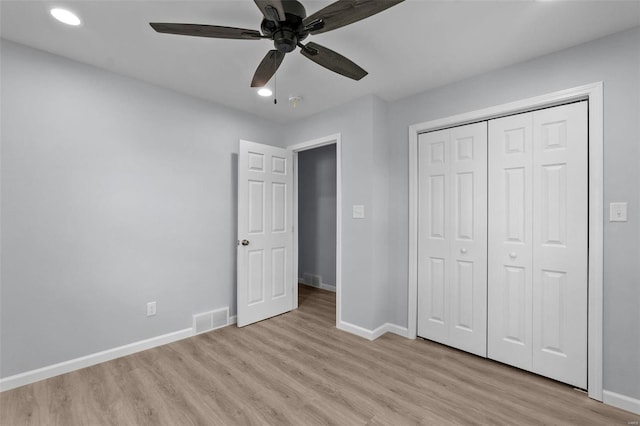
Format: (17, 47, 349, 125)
(241, 239, 250, 246)
(460, 248, 467, 254)
(509, 252, 517, 259)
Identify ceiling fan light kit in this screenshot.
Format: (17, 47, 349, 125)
(150, 0, 404, 89)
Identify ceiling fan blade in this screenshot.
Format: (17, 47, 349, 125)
(300, 42, 367, 81)
(251, 50, 286, 87)
(254, 0, 287, 22)
(149, 23, 263, 40)
(303, 0, 404, 35)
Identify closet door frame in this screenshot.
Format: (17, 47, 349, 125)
(408, 82, 604, 401)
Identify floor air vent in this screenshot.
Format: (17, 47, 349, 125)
(193, 307, 229, 335)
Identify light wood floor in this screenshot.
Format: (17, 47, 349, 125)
(1, 285, 638, 425)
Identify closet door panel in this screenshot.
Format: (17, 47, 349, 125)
(449, 123, 487, 357)
(532, 102, 588, 388)
(417, 129, 451, 344)
(488, 113, 534, 370)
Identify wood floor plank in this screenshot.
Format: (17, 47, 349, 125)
(1, 285, 638, 425)
(264, 315, 523, 425)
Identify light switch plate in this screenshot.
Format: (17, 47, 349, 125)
(352, 205, 365, 219)
(609, 202, 627, 222)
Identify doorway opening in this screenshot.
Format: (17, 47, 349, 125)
(290, 134, 342, 327)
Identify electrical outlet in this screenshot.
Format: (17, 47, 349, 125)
(147, 301, 157, 317)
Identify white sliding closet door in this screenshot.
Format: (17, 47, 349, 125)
(418, 122, 487, 357)
(488, 102, 588, 388)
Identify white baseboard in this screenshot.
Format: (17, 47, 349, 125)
(1, 309, 241, 393)
(382, 323, 410, 338)
(603, 390, 640, 415)
(338, 321, 410, 341)
(299, 279, 336, 293)
(1, 313, 241, 393)
(0, 328, 195, 392)
(338, 321, 377, 340)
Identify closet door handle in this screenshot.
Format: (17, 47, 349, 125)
(460, 248, 467, 254)
(509, 252, 517, 259)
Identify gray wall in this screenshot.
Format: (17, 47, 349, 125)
(386, 26, 640, 399)
(282, 95, 390, 330)
(298, 144, 336, 287)
(0, 40, 282, 377)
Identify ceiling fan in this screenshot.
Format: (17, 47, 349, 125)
(150, 0, 404, 88)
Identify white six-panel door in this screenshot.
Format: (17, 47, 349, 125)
(418, 122, 488, 357)
(237, 140, 293, 327)
(488, 102, 588, 388)
(531, 102, 588, 388)
(487, 113, 534, 371)
(418, 128, 450, 345)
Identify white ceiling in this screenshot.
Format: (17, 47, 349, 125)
(1, 1, 639, 123)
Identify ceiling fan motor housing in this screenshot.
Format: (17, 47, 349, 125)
(274, 29, 298, 53)
(260, 0, 308, 53)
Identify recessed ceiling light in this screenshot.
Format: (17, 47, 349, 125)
(257, 88, 273, 97)
(50, 8, 81, 26)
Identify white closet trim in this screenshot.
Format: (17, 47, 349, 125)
(408, 82, 604, 401)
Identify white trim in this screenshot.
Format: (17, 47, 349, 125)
(1, 313, 240, 393)
(603, 390, 640, 415)
(338, 321, 409, 341)
(0, 328, 193, 392)
(299, 279, 336, 293)
(408, 82, 604, 401)
(408, 121, 419, 341)
(289, 134, 342, 328)
(293, 149, 300, 310)
(383, 323, 410, 339)
(288, 135, 339, 152)
(338, 321, 380, 340)
(587, 83, 604, 402)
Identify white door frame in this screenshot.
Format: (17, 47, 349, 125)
(288, 134, 342, 327)
(408, 82, 604, 401)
